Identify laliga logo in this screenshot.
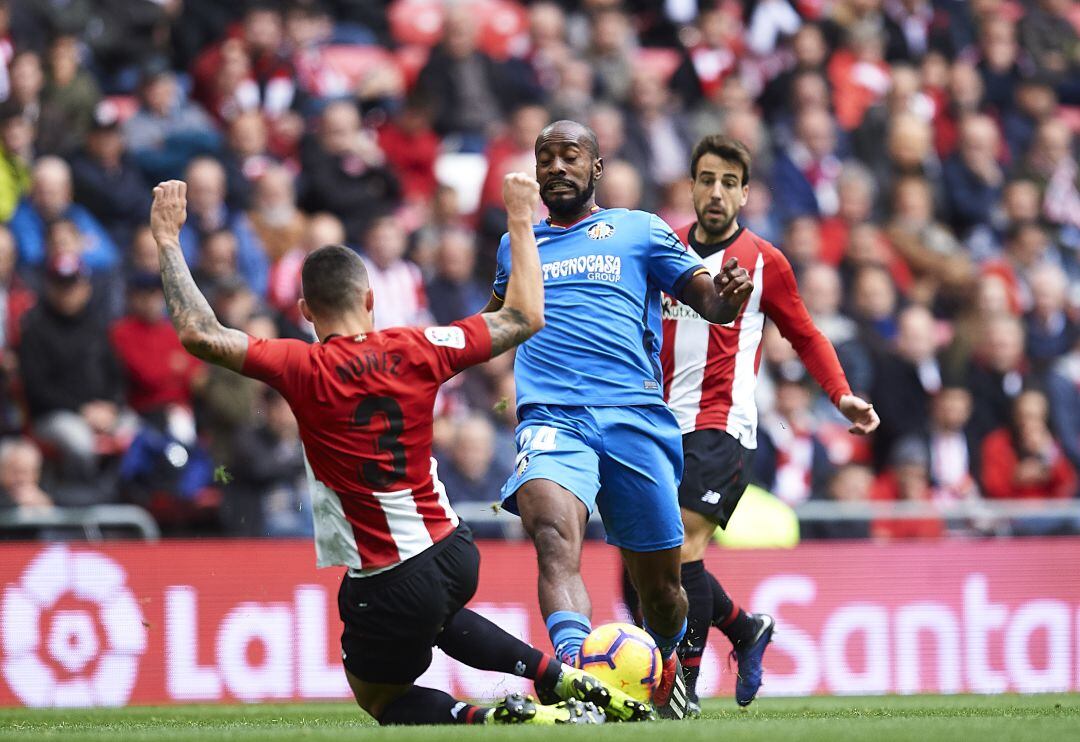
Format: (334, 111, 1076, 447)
(1, 545, 147, 706)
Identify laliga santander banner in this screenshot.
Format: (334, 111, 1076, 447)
(2, 537, 1080, 707)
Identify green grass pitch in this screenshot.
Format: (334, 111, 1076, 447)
(1, 694, 1078, 742)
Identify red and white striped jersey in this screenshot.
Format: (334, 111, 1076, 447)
(242, 315, 492, 572)
(661, 224, 851, 448)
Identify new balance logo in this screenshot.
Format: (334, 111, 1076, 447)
(701, 490, 722, 505)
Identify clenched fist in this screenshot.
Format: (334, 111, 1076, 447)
(151, 180, 188, 244)
(503, 172, 540, 221)
(714, 257, 753, 307)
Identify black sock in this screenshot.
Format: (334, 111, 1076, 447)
(705, 569, 758, 647)
(678, 560, 711, 702)
(621, 567, 643, 627)
(436, 608, 562, 691)
(377, 686, 488, 725)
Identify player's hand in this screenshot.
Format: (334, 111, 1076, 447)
(502, 172, 540, 221)
(838, 394, 880, 435)
(151, 180, 188, 243)
(714, 258, 753, 306)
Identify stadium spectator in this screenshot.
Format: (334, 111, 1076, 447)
(801, 463, 873, 540)
(17, 253, 131, 503)
(360, 215, 428, 330)
(818, 162, 877, 266)
(760, 22, 830, 124)
(770, 106, 842, 221)
(479, 104, 548, 213)
(621, 69, 692, 208)
(191, 230, 241, 299)
(9, 155, 119, 272)
(109, 272, 202, 423)
(437, 414, 506, 538)
(1002, 75, 1059, 161)
(225, 388, 311, 537)
(1046, 335, 1080, 473)
(582, 6, 635, 106)
(670, 6, 741, 106)
(0, 436, 52, 511)
(41, 34, 101, 156)
(966, 313, 1030, 445)
(754, 374, 834, 507)
(70, 103, 152, 251)
(923, 384, 981, 502)
(219, 110, 276, 212)
(871, 437, 945, 540)
(1024, 264, 1076, 371)
(377, 96, 440, 204)
(799, 263, 874, 396)
(267, 211, 344, 332)
(871, 305, 945, 467)
(1018, 0, 1080, 82)
(298, 99, 400, 243)
(827, 19, 892, 131)
(0, 104, 32, 221)
(179, 156, 269, 296)
(0, 224, 30, 434)
(942, 114, 1004, 236)
(981, 389, 1078, 501)
(247, 165, 305, 266)
(596, 159, 643, 211)
(123, 64, 219, 184)
(976, 17, 1023, 115)
(415, 4, 518, 144)
(426, 229, 487, 325)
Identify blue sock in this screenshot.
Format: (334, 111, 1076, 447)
(644, 618, 687, 660)
(545, 611, 591, 666)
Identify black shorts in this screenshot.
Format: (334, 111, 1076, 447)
(679, 429, 754, 528)
(337, 524, 479, 684)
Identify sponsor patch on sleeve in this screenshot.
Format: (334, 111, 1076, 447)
(424, 326, 467, 349)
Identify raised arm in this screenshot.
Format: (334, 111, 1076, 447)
(482, 173, 545, 356)
(150, 180, 248, 372)
(679, 257, 754, 325)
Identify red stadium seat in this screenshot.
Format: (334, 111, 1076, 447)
(388, 0, 527, 60)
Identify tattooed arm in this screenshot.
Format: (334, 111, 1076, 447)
(482, 173, 545, 356)
(150, 180, 248, 372)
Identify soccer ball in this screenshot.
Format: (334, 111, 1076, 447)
(577, 622, 662, 702)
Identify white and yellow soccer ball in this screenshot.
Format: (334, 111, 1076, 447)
(577, 622, 662, 702)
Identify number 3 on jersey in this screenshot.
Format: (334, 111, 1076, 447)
(352, 397, 407, 489)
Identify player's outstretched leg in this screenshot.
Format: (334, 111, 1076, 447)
(704, 569, 774, 706)
(347, 671, 604, 726)
(437, 608, 653, 721)
(516, 479, 593, 665)
(622, 546, 690, 719)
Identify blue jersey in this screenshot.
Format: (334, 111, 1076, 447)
(493, 208, 704, 408)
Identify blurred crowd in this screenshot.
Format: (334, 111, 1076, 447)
(0, 0, 1078, 540)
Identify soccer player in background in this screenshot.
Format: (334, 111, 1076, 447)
(148, 176, 649, 726)
(484, 120, 754, 718)
(660, 136, 880, 709)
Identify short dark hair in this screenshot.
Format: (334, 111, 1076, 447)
(301, 244, 369, 315)
(689, 135, 752, 184)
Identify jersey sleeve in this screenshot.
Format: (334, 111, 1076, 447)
(241, 336, 312, 398)
(646, 213, 707, 296)
(418, 314, 494, 382)
(759, 245, 852, 405)
(491, 233, 511, 301)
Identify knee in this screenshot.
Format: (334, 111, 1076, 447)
(637, 575, 685, 618)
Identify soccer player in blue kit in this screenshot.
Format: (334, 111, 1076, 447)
(484, 120, 753, 718)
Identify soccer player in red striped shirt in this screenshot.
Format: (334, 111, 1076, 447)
(149, 177, 648, 726)
(660, 136, 879, 709)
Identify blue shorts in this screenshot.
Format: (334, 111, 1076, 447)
(500, 404, 685, 552)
